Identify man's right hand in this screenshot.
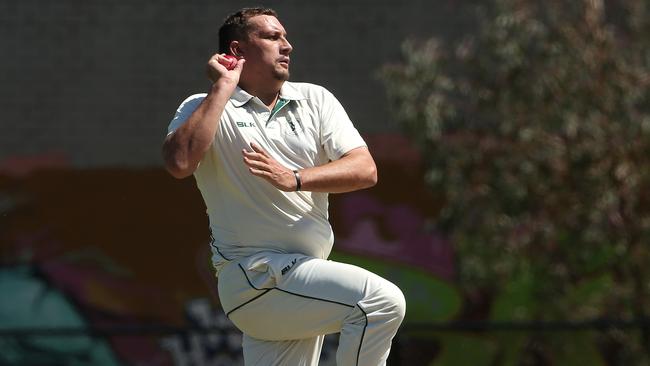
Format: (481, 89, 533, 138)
(206, 53, 245, 85)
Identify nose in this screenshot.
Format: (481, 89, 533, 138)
(281, 36, 292, 54)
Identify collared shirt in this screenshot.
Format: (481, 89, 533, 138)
(168, 82, 366, 266)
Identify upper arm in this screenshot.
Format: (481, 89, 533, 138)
(339, 146, 377, 185)
(162, 94, 208, 178)
(340, 146, 374, 163)
(318, 88, 367, 161)
(167, 94, 207, 136)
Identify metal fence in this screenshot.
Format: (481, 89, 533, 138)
(2, 319, 647, 365)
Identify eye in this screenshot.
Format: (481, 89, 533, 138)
(263, 31, 284, 40)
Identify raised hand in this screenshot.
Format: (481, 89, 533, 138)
(206, 53, 245, 85)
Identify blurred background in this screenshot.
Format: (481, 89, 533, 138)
(2, 0, 650, 365)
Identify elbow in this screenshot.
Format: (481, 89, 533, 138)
(165, 164, 193, 179)
(362, 163, 378, 189)
(164, 156, 195, 179)
(369, 165, 378, 187)
(162, 145, 194, 179)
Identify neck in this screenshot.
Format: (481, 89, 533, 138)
(239, 78, 284, 109)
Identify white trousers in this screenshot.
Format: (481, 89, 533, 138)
(217, 252, 406, 366)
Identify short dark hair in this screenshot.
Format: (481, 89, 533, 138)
(218, 7, 278, 54)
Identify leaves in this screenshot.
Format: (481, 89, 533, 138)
(380, 0, 650, 362)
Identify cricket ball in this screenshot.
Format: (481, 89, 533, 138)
(221, 54, 238, 70)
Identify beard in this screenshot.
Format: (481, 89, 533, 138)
(272, 66, 290, 81)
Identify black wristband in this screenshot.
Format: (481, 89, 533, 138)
(293, 169, 302, 191)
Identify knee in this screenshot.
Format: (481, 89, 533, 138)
(388, 285, 406, 323)
(360, 275, 407, 327)
(374, 281, 406, 324)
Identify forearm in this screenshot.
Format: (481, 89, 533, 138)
(163, 80, 235, 178)
(299, 147, 377, 193)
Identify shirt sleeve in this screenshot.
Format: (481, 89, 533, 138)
(167, 94, 207, 136)
(318, 88, 367, 160)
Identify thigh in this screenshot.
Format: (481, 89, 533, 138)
(221, 253, 380, 341)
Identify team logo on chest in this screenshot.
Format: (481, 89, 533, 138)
(284, 116, 302, 135)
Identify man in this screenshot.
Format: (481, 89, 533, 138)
(162, 7, 405, 366)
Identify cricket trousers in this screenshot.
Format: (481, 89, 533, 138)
(217, 251, 406, 366)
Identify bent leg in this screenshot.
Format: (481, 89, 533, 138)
(219, 253, 406, 366)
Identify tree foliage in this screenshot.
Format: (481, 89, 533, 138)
(380, 0, 650, 363)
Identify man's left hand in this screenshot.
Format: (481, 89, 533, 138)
(242, 142, 297, 192)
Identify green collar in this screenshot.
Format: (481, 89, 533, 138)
(269, 98, 290, 122)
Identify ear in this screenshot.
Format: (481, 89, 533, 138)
(229, 41, 243, 58)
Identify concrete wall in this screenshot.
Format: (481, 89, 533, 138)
(1, 0, 477, 167)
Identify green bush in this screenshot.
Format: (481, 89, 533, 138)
(380, 0, 650, 363)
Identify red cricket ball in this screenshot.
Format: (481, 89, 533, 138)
(221, 54, 238, 70)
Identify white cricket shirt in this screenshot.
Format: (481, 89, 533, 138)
(168, 82, 366, 267)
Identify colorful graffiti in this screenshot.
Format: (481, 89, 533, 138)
(0, 265, 123, 365)
(159, 298, 244, 366)
(160, 298, 338, 366)
(0, 135, 460, 365)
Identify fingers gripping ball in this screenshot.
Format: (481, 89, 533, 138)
(220, 55, 238, 70)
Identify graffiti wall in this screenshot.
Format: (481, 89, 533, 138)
(0, 135, 461, 365)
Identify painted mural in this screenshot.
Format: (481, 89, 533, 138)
(0, 135, 459, 365)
